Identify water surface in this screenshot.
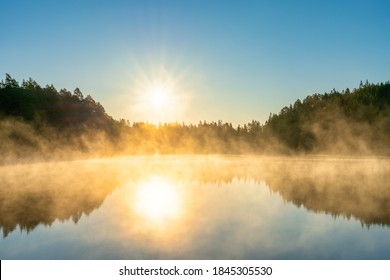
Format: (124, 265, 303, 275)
(1, 156, 390, 259)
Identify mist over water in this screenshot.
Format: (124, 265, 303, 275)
(1, 155, 390, 259)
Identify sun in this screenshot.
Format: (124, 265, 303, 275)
(128, 66, 191, 123)
(149, 85, 171, 110)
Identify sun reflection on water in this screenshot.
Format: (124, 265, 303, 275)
(133, 177, 181, 223)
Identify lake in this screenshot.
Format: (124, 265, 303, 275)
(1, 155, 390, 259)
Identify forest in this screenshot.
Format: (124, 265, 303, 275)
(1, 74, 390, 162)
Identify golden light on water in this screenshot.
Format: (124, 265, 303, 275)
(133, 177, 181, 223)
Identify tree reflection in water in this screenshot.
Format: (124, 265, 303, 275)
(1, 156, 389, 238)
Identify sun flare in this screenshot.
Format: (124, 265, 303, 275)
(133, 177, 181, 222)
(129, 66, 191, 123)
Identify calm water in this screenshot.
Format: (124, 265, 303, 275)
(1, 155, 390, 259)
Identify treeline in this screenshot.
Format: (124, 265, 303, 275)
(0, 74, 123, 161)
(1, 74, 390, 160)
(118, 80, 390, 155)
(0, 74, 119, 133)
(266, 80, 390, 153)
(117, 119, 272, 154)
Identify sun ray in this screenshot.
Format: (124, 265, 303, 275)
(123, 63, 193, 124)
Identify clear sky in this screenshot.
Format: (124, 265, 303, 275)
(1, 0, 390, 124)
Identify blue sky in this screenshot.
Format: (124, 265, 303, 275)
(1, 0, 390, 124)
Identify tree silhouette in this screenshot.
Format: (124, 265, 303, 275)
(1, 74, 390, 158)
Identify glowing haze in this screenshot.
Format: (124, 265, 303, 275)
(1, 0, 390, 124)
